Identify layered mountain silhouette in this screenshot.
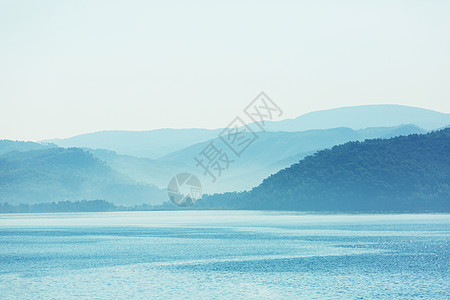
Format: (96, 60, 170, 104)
(0, 147, 166, 205)
(255, 104, 450, 132)
(157, 125, 426, 193)
(0, 125, 428, 204)
(44, 105, 449, 158)
(1, 104, 449, 208)
(45, 128, 221, 159)
(0, 140, 56, 155)
(199, 128, 450, 212)
(62, 124, 425, 194)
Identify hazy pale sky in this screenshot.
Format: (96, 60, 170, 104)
(1, 0, 449, 141)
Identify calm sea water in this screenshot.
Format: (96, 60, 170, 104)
(0, 211, 449, 299)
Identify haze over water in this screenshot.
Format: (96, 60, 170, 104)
(0, 211, 448, 299)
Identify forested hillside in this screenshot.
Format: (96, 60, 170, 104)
(200, 129, 450, 211)
(0, 140, 56, 155)
(0, 148, 165, 205)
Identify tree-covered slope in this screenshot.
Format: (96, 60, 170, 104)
(161, 125, 426, 194)
(0, 148, 165, 205)
(200, 129, 450, 211)
(0, 140, 56, 155)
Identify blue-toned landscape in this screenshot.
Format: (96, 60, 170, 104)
(1, 1, 450, 299)
(0, 212, 449, 299)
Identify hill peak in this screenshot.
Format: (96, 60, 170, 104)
(257, 104, 450, 132)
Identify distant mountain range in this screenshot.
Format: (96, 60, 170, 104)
(199, 128, 450, 212)
(1, 104, 449, 207)
(43, 105, 449, 159)
(44, 128, 222, 159)
(0, 125, 430, 202)
(70, 124, 424, 194)
(0, 140, 56, 155)
(159, 124, 427, 193)
(255, 104, 450, 132)
(86, 148, 191, 189)
(0, 148, 166, 205)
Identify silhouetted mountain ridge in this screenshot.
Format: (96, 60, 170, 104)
(199, 128, 450, 211)
(252, 104, 450, 132)
(0, 139, 56, 155)
(43, 105, 447, 159)
(0, 148, 166, 205)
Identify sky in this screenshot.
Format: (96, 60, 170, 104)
(1, 0, 449, 141)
